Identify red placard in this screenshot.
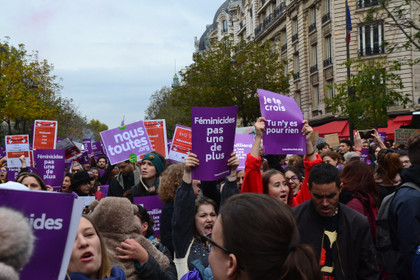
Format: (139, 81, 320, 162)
(144, 119, 168, 157)
(33, 120, 58, 149)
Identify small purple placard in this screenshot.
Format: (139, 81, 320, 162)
(100, 121, 153, 165)
(258, 89, 305, 154)
(360, 148, 372, 164)
(33, 149, 65, 189)
(234, 134, 254, 170)
(133, 195, 163, 237)
(83, 138, 92, 154)
(100, 185, 109, 197)
(191, 106, 238, 181)
(0, 189, 75, 279)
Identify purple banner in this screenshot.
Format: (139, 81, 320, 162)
(83, 138, 92, 154)
(360, 148, 372, 164)
(91, 141, 106, 159)
(7, 167, 20, 182)
(133, 195, 163, 237)
(258, 89, 305, 155)
(191, 106, 238, 181)
(33, 149, 65, 189)
(378, 132, 386, 143)
(234, 134, 254, 170)
(100, 184, 109, 197)
(100, 121, 152, 165)
(0, 189, 75, 279)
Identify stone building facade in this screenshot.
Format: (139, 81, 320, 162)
(194, 0, 420, 125)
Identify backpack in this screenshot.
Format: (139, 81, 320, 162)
(376, 182, 420, 278)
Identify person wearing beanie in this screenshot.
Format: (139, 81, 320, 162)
(71, 170, 103, 200)
(123, 151, 166, 200)
(0, 207, 35, 280)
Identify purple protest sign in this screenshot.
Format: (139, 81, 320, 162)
(133, 195, 163, 237)
(33, 149, 65, 189)
(258, 89, 305, 154)
(100, 121, 152, 165)
(83, 138, 92, 154)
(234, 134, 254, 170)
(92, 140, 106, 157)
(0, 189, 77, 279)
(7, 167, 21, 182)
(378, 132, 386, 143)
(360, 148, 372, 164)
(100, 184, 109, 197)
(191, 106, 238, 181)
(78, 151, 90, 164)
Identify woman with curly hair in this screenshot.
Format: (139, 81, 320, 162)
(158, 163, 185, 257)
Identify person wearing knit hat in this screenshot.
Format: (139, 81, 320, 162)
(124, 151, 166, 200)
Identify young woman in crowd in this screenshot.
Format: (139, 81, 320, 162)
(241, 117, 321, 207)
(374, 148, 403, 204)
(71, 171, 103, 200)
(321, 150, 344, 172)
(61, 173, 73, 193)
(124, 151, 166, 199)
(158, 163, 185, 257)
(339, 160, 379, 242)
(17, 172, 51, 191)
(172, 152, 239, 278)
(66, 215, 126, 279)
(283, 166, 303, 196)
(208, 193, 321, 280)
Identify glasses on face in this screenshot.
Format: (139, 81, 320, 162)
(285, 176, 299, 181)
(202, 234, 231, 254)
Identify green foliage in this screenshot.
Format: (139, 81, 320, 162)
(146, 38, 290, 129)
(89, 119, 108, 141)
(325, 57, 410, 129)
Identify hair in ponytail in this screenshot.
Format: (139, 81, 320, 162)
(220, 193, 321, 280)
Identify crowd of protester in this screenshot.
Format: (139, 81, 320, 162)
(0, 119, 419, 280)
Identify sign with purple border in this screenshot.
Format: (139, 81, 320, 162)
(100, 121, 152, 165)
(191, 106, 237, 181)
(0, 189, 83, 280)
(133, 195, 163, 237)
(234, 134, 254, 170)
(258, 89, 305, 155)
(33, 149, 65, 190)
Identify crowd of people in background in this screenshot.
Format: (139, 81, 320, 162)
(0, 118, 419, 280)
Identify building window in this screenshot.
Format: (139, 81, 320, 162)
(310, 44, 318, 73)
(359, 22, 384, 56)
(281, 29, 287, 51)
(309, 6, 317, 33)
(357, 0, 379, 9)
(325, 80, 334, 98)
(322, 0, 331, 23)
(293, 54, 300, 80)
(292, 19, 298, 42)
(312, 85, 320, 107)
(222, 20, 228, 32)
(295, 91, 301, 108)
(323, 36, 332, 67)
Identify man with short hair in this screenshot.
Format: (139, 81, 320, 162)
(338, 139, 353, 159)
(390, 133, 420, 279)
(293, 163, 380, 280)
(396, 150, 411, 169)
(107, 160, 141, 197)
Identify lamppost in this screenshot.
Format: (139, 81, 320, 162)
(230, 49, 266, 89)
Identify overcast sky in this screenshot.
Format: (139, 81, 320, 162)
(0, 0, 224, 129)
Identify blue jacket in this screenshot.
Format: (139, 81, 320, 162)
(66, 266, 126, 280)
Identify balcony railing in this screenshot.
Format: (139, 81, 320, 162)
(293, 72, 300, 80)
(292, 33, 298, 42)
(308, 22, 317, 33)
(310, 64, 318, 73)
(357, 0, 379, 9)
(323, 57, 333, 67)
(322, 12, 331, 24)
(254, 2, 287, 37)
(359, 45, 385, 56)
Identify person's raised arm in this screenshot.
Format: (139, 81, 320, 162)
(251, 117, 266, 159)
(302, 120, 316, 161)
(372, 128, 386, 150)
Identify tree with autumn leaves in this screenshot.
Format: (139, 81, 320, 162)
(0, 37, 107, 142)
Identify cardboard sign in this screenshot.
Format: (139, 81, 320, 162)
(100, 121, 152, 165)
(5, 134, 30, 168)
(258, 89, 305, 154)
(33, 120, 58, 149)
(33, 149, 65, 190)
(144, 119, 168, 158)
(56, 138, 82, 162)
(133, 195, 163, 237)
(394, 129, 420, 145)
(0, 189, 84, 280)
(234, 134, 254, 171)
(324, 133, 340, 148)
(168, 125, 192, 163)
(191, 106, 237, 181)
